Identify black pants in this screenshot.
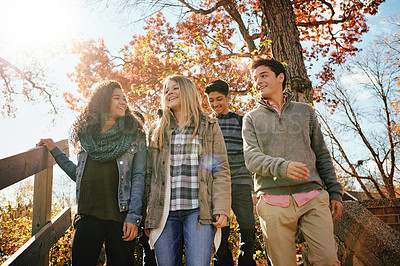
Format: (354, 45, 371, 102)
(213, 184, 256, 266)
(138, 232, 157, 266)
(72, 215, 136, 266)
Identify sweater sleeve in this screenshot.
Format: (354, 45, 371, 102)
(310, 109, 343, 201)
(211, 122, 231, 218)
(242, 114, 290, 179)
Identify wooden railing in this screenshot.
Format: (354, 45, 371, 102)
(0, 140, 72, 266)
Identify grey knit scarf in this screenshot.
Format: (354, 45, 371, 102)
(79, 118, 136, 163)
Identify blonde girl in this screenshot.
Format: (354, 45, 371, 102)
(144, 75, 231, 266)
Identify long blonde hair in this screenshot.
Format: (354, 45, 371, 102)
(152, 75, 203, 149)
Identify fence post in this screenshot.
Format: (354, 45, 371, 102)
(32, 165, 53, 265)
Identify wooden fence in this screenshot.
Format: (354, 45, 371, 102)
(0, 140, 72, 266)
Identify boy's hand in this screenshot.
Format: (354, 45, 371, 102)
(331, 200, 343, 221)
(286, 162, 309, 180)
(213, 214, 228, 228)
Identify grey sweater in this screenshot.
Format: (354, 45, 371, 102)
(217, 112, 252, 185)
(242, 93, 343, 202)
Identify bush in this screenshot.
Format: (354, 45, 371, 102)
(0, 204, 32, 263)
(0, 202, 74, 265)
(49, 225, 73, 265)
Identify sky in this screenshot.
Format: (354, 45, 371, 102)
(0, 0, 148, 159)
(0, 0, 146, 201)
(0, 0, 399, 199)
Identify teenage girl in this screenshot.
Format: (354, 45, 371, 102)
(144, 75, 231, 266)
(38, 80, 146, 266)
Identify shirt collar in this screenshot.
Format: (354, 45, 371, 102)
(263, 94, 288, 110)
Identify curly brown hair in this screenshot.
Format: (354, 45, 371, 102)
(69, 80, 144, 151)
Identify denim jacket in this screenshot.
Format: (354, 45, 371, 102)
(50, 132, 147, 226)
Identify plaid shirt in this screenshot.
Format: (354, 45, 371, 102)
(170, 125, 200, 211)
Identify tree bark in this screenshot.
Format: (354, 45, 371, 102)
(259, 0, 313, 103)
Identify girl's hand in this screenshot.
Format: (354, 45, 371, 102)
(37, 138, 56, 151)
(252, 194, 258, 205)
(213, 214, 228, 228)
(122, 222, 138, 241)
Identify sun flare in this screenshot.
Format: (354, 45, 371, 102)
(0, 0, 80, 52)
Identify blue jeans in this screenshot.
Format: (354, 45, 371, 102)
(214, 184, 256, 266)
(154, 208, 213, 266)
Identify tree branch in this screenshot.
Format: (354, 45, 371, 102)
(318, 111, 375, 198)
(355, 58, 397, 197)
(297, 9, 352, 27)
(177, 0, 226, 15)
(319, 0, 335, 19)
(0, 57, 58, 114)
(177, 0, 257, 53)
(223, 1, 257, 53)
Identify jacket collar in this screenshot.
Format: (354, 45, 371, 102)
(158, 109, 215, 123)
(159, 109, 215, 135)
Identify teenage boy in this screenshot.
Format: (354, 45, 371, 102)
(205, 80, 256, 266)
(242, 56, 343, 266)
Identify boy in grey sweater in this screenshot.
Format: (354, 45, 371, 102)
(242, 56, 342, 266)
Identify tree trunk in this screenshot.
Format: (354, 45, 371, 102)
(386, 182, 396, 198)
(259, 0, 313, 103)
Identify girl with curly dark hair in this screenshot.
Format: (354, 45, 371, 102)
(38, 80, 146, 266)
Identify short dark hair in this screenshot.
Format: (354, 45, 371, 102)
(205, 79, 229, 96)
(250, 56, 286, 90)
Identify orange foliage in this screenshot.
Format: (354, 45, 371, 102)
(293, 0, 385, 98)
(66, 0, 385, 118)
(0, 204, 32, 263)
(0, 1, 387, 117)
(67, 11, 257, 122)
(0, 204, 73, 265)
